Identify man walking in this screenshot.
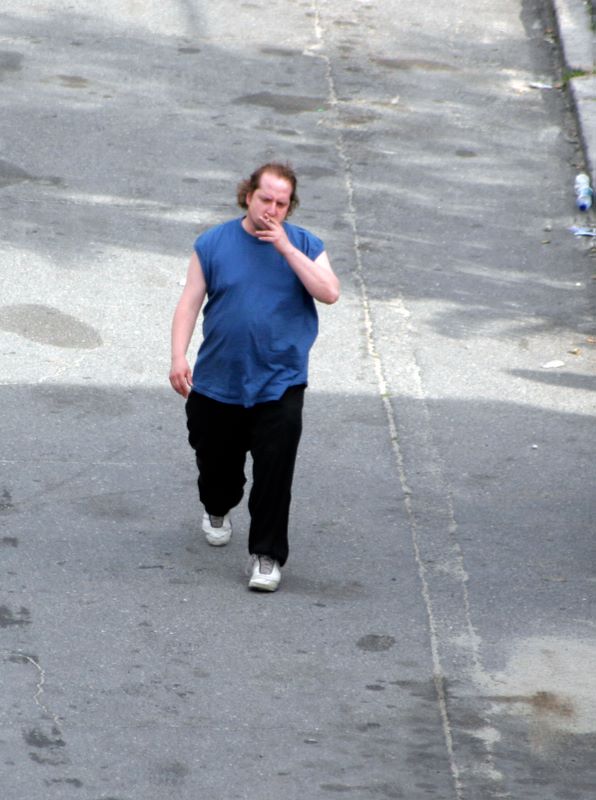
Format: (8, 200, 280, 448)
(169, 163, 340, 592)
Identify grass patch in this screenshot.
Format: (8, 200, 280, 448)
(562, 68, 591, 84)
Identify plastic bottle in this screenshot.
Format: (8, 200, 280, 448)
(574, 173, 593, 211)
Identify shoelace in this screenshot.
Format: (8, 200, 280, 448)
(258, 556, 275, 574)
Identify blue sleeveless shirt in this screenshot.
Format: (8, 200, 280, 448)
(192, 218, 324, 407)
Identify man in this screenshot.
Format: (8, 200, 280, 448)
(169, 162, 339, 592)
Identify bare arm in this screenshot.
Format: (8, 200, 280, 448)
(169, 251, 207, 397)
(282, 248, 339, 305)
(254, 215, 340, 305)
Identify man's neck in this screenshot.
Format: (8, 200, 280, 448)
(241, 216, 257, 236)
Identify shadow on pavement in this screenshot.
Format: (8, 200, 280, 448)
(1, 382, 594, 798)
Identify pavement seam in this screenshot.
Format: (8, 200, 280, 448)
(310, 3, 515, 796)
(310, 2, 466, 797)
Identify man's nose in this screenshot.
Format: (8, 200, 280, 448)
(266, 200, 277, 214)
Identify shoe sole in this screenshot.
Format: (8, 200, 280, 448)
(205, 533, 231, 546)
(248, 577, 280, 592)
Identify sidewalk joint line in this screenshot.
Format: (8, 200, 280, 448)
(310, 3, 508, 797)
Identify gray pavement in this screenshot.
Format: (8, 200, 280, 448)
(1, 1, 595, 799)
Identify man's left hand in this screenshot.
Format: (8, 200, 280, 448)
(255, 215, 293, 257)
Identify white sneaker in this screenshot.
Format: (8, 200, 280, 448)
(202, 512, 232, 546)
(247, 555, 281, 592)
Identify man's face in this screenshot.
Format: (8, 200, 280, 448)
(245, 172, 292, 231)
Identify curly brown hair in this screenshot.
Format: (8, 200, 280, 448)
(236, 162, 299, 216)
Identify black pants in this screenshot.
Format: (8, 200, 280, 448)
(185, 385, 305, 566)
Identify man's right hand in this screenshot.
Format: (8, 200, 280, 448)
(169, 356, 193, 397)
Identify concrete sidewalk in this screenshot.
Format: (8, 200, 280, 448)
(552, 0, 596, 181)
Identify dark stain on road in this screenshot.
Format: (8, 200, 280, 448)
(46, 778, 83, 788)
(43, 385, 133, 417)
(298, 165, 337, 178)
(0, 51, 23, 77)
(356, 722, 382, 731)
(25, 725, 69, 767)
(371, 57, 456, 71)
(390, 679, 440, 702)
(260, 46, 302, 57)
(74, 492, 139, 519)
(0, 488, 14, 513)
(153, 760, 190, 786)
(56, 74, 89, 88)
(233, 92, 328, 114)
(0, 605, 31, 627)
(321, 783, 402, 797)
(341, 112, 378, 126)
(0, 158, 33, 188)
(8, 652, 37, 664)
(296, 143, 329, 153)
(0, 158, 63, 189)
(357, 634, 396, 652)
(530, 690, 575, 717)
(25, 727, 66, 749)
(0, 304, 102, 348)
(486, 690, 575, 718)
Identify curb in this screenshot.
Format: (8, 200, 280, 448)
(550, 0, 596, 182)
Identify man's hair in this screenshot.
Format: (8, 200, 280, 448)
(237, 162, 300, 216)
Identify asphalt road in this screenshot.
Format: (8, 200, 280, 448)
(1, 1, 595, 798)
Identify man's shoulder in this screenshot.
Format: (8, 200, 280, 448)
(283, 221, 325, 256)
(283, 220, 313, 236)
(195, 217, 241, 248)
